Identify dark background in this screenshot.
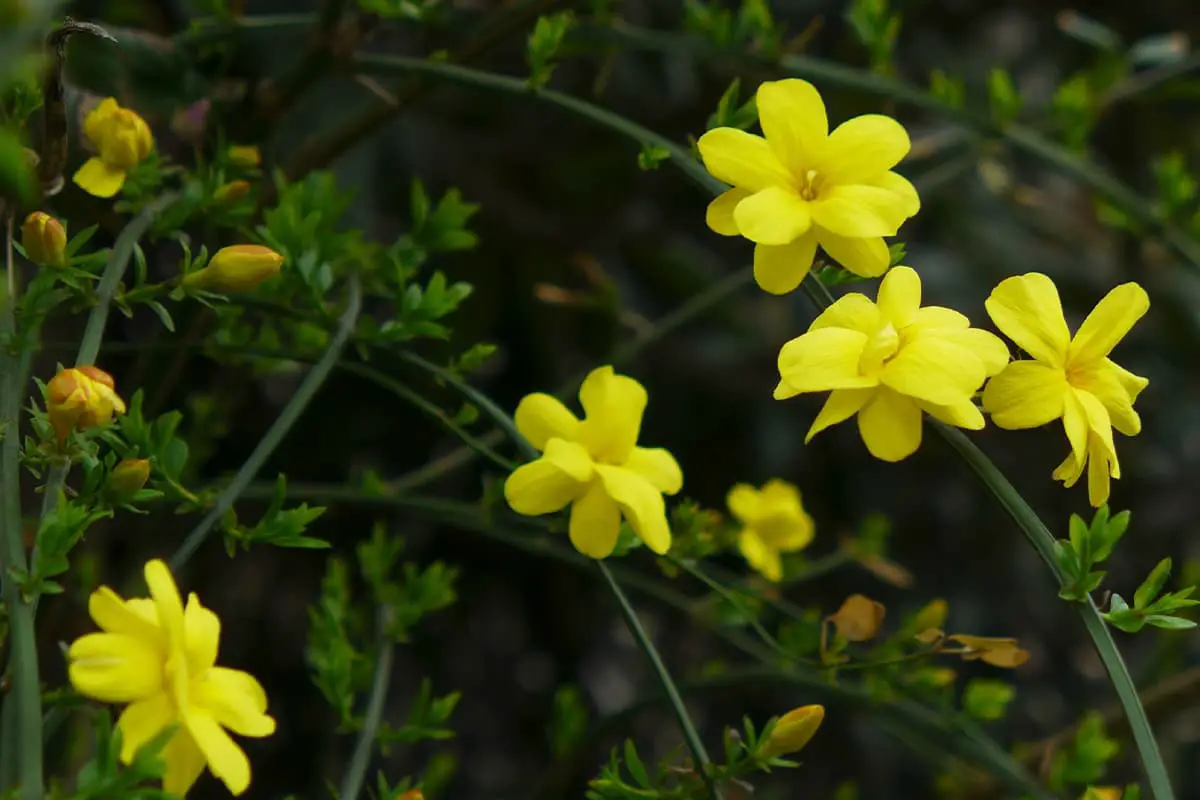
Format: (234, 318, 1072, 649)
(29, 0, 1200, 797)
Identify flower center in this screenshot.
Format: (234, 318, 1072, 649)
(797, 169, 824, 201)
(858, 322, 900, 376)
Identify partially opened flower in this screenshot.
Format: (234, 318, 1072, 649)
(727, 479, 814, 581)
(761, 705, 824, 757)
(981, 274, 1149, 506)
(68, 560, 275, 796)
(504, 366, 683, 558)
(698, 78, 920, 294)
(46, 366, 127, 446)
(73, 98, 153, 198)
(775, 267, 1009, 461)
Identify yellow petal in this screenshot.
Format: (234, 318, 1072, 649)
(68, 633, 165, 702)
(818, 114, 911, 184)
(1061, 389, 1089, 466)
(732, 186, 812, 245)
(73, 157, 127, 198)
(858, 388, 922, 461)
(881, 337, 985, 405)
(810, 185, 902, 237)
(1077, 389, 1117, 461)
(193, 669, 276, 738)
(1071, 363, 1141, 436)
(877, 266, 921, 329)
(163, 730, 209, 798)
(1087, 437, 1114, 507)
(739, 529, 783, 582)
(577, 366, 647, 464)
(984, 273, 1070, 366)
(756, 79, 827, 175)
(624, 447, 683, 495)
(806, 387, 874, 442)
(89, 586, 162, 644)
(726, 484, 761, 524)
(921, 397, 985, 429)
(697, 128, 792, 192)
(928, 328, 1010, 376)
(706, 188, 751, 236)
(869, 171, 921, 218)
(207, 667, 268, 713)
(117, 694, 175, 763)
(184, 593, 220, 674)
(568, 481, 622, 558)
(981, 361, 1068, 429)
(145, 560, 186, 650)
(753, 234, 818, 295)
(1068, 282, 1149, 365)
(810, 293, 880, 334)
(907, 306, 969, 332)
(504, 445, 591, 516)
(185, 709, 252, 795)
(777, 328, 875, 394)
(1052, 446, 1086, 488)
(1106, 358, 1149, 405)
(84, 98, 120, 144)
(817, 231, 890, 277)
(595, 465, 672, 554)
(514, 393, 580, 451)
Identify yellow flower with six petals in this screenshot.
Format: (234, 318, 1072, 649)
(726, 479, 814, 582)
(775, 267, 1009, 461)
(698, 79, 920, 294)
(504, 366, 683, 558)
(68, 560, 275, 796)
(981, 273, 1149, 507)
(73, 97, 154, 198)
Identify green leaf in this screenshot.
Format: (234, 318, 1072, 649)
(623, 739, 650, 787)
(1145, 615, 1197, 630)
(962, 678, 1016, 721)
(1134, 558, 1172, 609)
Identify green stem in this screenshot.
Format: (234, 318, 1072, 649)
(596, 561, 718, 800)
(27, 457, 70, 619)
(169, 273, 362, 570)
(338, 606, 395, 800)
(76, 193, 178, 367)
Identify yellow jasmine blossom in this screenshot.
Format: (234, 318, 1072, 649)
(775, 267, 1009, 461)
(761, 705, 824, 757)
(504, 366, 683, 558)
(981, 274, 1149, 507)
(22, 211, 67, 267)
(73, 98, 154, 198)
(183, 245, 284, 293)
(698, 78, 920, 294)
(726, 479, 814, 582)
(68, 560, 275, 796)
(46, 366, 127, 446)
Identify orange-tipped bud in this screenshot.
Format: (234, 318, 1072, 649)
(46, 366, 127, 445)
(761, 705, 824, 757)
(183, 244, 283, 293)
(213, 180, 251, 204)
(227, 145, 261, 167)
(107, 458, 151, 502)
(22, 211, 67, 267)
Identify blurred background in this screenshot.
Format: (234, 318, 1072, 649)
(26, 0, 1200, 797)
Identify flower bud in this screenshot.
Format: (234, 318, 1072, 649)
(1081, 788, 1122, 800)
(184, 244, 283, 293)
(213, 180, 251, 203)
(831, 593, 886, 642)
(22, 211, 67, 267)
(761, 705, 824, 757)
(46, 366, 127, 446)
(227, 145, 261, 167)
(106, 458, 150, 502)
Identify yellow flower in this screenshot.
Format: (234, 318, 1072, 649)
(22, 211, 67, 267)
(504, 366, 683, 558)
(981, 274, 1149, 507)
(698, 79, 920, 294)
(761, 705, 824, 757)
(727, 479, 813, 581)
(227, 145, 262, 167)
(46, 366, 127, 446)
(68, 560, 275, 796)
(73, 98, 153, 198)
(184, 245, 284, 293)
(946, 634, 1030, 668)
(775, 266, 1009, 461)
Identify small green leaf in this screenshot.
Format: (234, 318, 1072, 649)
(1134, 558, 1172, 609)
(623, 739, 650, 787)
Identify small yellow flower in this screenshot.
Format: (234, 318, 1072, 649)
(73, 98, 153, 198)
(982, 274, 1149, 507)
(22, 211, 67, 267)
(68, 559, 275, 796)
(184, 245, 284, 293)
(227, 145, 261, 167)
(761, 705, 824, 757)
(775, 266, 1009, 461)
(213, 180, 251, 204)
(947, 634, 1030, 668)
(505, 366, 683, 558)
(698, 78, 920, 294)
(727, 479, 813, 582)
(46, 366, 127, 445)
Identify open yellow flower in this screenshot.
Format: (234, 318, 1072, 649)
(504, 366, 683, 558)
(698, 78, 920, 294)
(981, 274, 1149, 506)
(727, 479, 813, 581)
(775, 267, 1008, 461)
(73, 98, 153, 198)
(68, 560, 275, 796)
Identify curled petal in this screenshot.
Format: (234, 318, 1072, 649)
(818, 114, 911, 184)
(877, 266, 922, 329)
(595, 466, 672, 554)
(578, 366, 647, 464)
(777, 329, 875, 395)
(733, 186, 812, 245)
(817, 231, 890, 278)
(985, 273, 1070, 366)
(757, 79, 827, 174)
(1106, 358, 1149, 405)
(753, 234, 818, 295)
(184, 594, 221, 674)
(89, 586, 162, 643)
(806, 388, 874, 442)
(1071, 363, 1142, 436)
(697, 128, 792, 192)
(185, 709, 252, 795)
(1068, 282, 1149, 365)
(1087, 436, 1118, 508)
(193, 668, 276, 738)
(624, 447, 683, 495)
(706, 188, 751, 236)
(514, 393, 580, 451)
(981, 361, 1068, 429)
(858, 388, 922, 461)
(569, 481, 622, 558)
(1062, 389, 1089, 466)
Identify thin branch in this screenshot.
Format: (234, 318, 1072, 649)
(338, 606, 395, 800)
